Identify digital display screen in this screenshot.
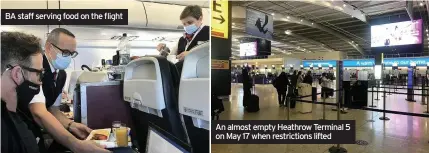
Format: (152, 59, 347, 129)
(240, 42, 257, 56)
(371, 19, 422, 47)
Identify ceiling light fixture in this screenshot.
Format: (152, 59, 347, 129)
(287, 16, 290, 19)
(232, 22, 236, 26)
(420, 2, 424, 6)
(426, 29, 428, 32)
(300, 19, 303, 22)
(271, 13, 275, 16)
(285, 30, 292, 35)
(343, 4, 346, 7)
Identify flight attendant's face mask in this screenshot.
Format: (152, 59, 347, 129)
(48, 43, 72, 70)
(182, 16, 202, 34)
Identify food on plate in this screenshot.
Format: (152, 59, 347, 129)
(92, 134, 108, 140)
(87, 129, 111, 141)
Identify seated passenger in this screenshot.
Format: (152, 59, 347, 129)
(1, 31, 43, 153)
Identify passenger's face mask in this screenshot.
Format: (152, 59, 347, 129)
(184, 24, 199, 34)
(50, 47, 72, 70)
(14, 70, 40, 111)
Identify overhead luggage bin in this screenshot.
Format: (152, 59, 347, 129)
(123, 56, 187, 152)
(178, 42, 210, 153)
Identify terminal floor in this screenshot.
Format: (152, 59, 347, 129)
(211, 84, 429, 153)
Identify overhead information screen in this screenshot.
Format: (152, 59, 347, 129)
(240, 42, 257, 56)
(371, 19, 422, 47)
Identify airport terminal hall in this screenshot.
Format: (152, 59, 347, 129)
(211, 1, 429, 153)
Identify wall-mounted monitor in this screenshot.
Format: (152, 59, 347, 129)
(239, 42, 257, 56)
(371, 19, 422, 47)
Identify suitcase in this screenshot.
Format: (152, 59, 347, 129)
(246, 94, 260, 112)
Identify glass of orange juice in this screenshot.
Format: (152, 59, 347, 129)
(114, 123, 128, 147)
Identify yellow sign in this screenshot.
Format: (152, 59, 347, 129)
(212, 60, 230, 69)
(211, 0, 229, 39)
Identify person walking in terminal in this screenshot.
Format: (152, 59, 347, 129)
(1, 32, 43, 153)
(273, 72, 290, 107)
(242, 68, 252, 107)
(171, 5, 210, 75)
(22, 28, 111, 153)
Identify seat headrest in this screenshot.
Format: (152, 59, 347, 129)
(181, 42, 209, 79)
(77, 71, 109, 84)
(178, 42, 210, 130)
(123, 56, 179, 118)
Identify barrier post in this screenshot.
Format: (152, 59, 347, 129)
(379, 90, 390, 120)
(375, 81, 380, 100)
(425, 88, 429, 114)
(422, 85, 426, 105)
(369, 86, 376, 107)
(287, 97, 290, 120)
(388, 84, 392, 95)
(320, 95, 326, 120)
(328, 89, 347, 153)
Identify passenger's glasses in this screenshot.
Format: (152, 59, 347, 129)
(7, 64, 44, 82)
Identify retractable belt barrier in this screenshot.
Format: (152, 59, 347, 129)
(286, 87, 429, 153)
(288, 88, 429, 120)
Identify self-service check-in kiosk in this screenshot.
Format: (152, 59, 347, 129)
(178, 42, 210, 153)
(123, 56, 187, 152)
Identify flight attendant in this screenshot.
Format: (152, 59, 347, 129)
(23, 28, 110, 153)
(171, 5, 210, 75)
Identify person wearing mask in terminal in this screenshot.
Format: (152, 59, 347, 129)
(24, 28, 111, 153)
(273, 72, 289, 107)
(1, 32, 44, 153)
(303, 71, 313, 85)
(170, 5, 210, 75)
(156, 43, 170, 58)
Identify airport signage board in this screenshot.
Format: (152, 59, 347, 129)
(383, 57, 429, 67)
(211, 0, 229, 39)
(343, 59, 374, 67)
(212, 60, 230, 69)
(245, 9, 273, 40)
(302, 60, 337, 67)
(341, 57, 429, 67)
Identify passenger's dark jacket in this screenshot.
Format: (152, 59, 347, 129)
(1, 101, 40, 153)
(303, 74, 313, 85)
(273, 73, 289, 92)
(290, 74, 298, 87)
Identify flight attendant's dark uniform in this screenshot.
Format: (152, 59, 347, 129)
(18, 55, 67, 152)
(175, 25, 210, 75)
